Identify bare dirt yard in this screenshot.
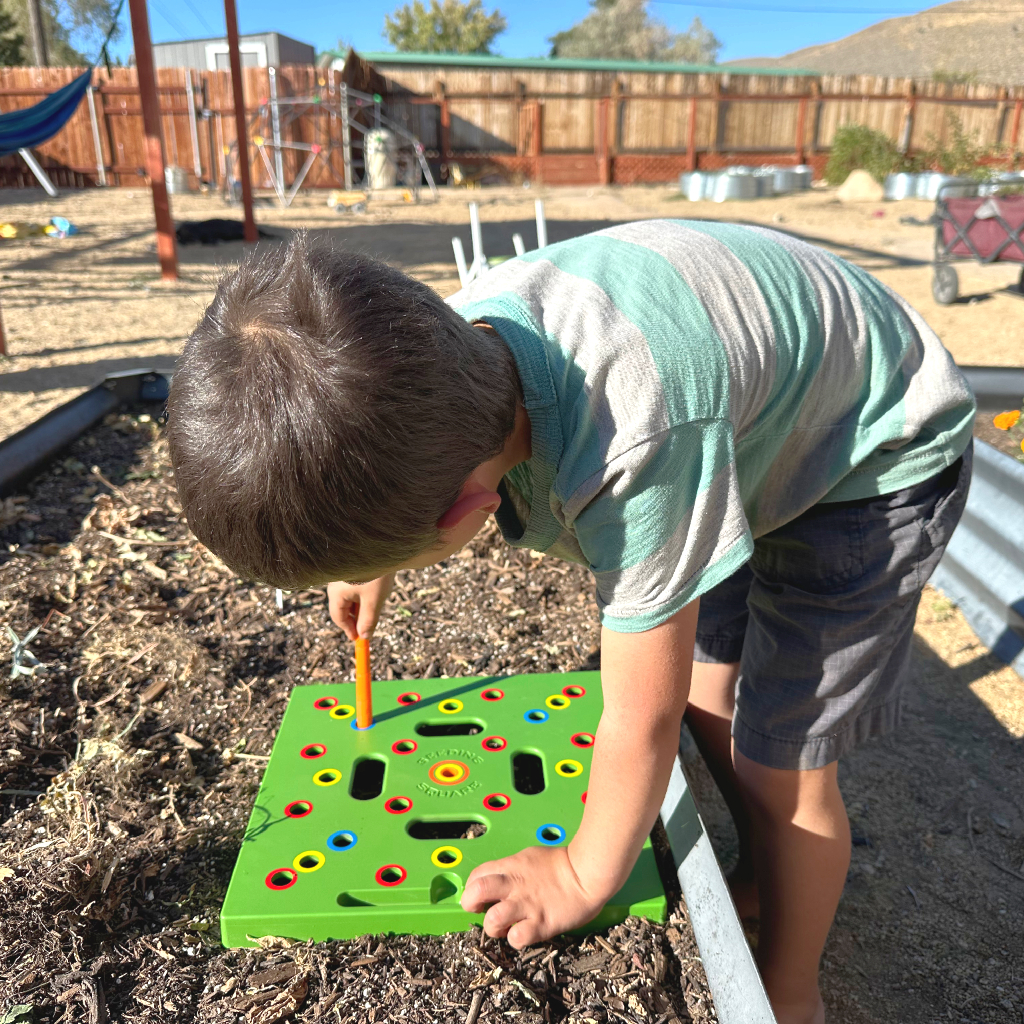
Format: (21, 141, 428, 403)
(1, 182, 1022, 1023)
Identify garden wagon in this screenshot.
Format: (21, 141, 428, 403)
(932, 179, 1024, 305)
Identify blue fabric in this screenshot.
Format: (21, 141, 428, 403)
(0, 70, 92, 158)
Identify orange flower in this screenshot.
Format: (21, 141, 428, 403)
(993, 410, 1021, 430)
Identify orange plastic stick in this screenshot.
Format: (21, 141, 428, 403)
(355, 636, 372, 729)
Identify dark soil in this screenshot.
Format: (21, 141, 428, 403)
(0, 411, 715, 1024)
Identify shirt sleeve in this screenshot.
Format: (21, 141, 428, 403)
(566, 420, 754, 633)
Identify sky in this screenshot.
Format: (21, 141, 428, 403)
(102, 1, 950, 66)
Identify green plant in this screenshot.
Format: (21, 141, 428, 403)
(824, 123, 912, 186)
(920, 112, 993, 180)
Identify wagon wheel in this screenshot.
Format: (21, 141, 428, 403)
(932, 264, 959, 305)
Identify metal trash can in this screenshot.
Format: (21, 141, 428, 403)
(165, 165, 190, 194)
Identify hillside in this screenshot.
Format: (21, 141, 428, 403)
(726, 0, 1024, 83)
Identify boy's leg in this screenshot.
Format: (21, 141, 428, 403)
(685, 661, 758, 917)
(734, 751, 849, 1024)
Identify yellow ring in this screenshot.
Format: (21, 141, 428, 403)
(555, 758, 584, 778)
(313, 768, 342, 787)
(428, 759, 469, 785)
(293, 849, 325, 873)
(545, 694, 571, 710)
(330, 704, 355, 720)
(430, 845, 463, 868)
(438, 699, 464, 714)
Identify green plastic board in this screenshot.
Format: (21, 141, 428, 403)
(221, 672, 667, 947)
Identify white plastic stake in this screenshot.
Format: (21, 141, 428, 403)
(512, 232, 525, 257)
(469, 201, 486, 276)
(19, 148, 58, 197)
(535, 198, 547, 249)
(452, 237, 469, 287)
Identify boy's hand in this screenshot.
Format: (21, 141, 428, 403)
(461, 845, 606, 949)
(327, 574, 395, 640)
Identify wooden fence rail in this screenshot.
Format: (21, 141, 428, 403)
(1, 62, 1022, 190)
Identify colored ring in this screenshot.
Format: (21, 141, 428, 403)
(480, 688, 505, 701)
(265, 867, 297, 890)
(428, 760, 469, 785)
(536, 824, 566, 846)
(313, 768, 342, 787)
(375, 864, 407, 887)
(391, 739, 418, 755)
(327, 830, 358, 851)
(397, 692, 421, 705)
(524, 709, 549, 723)
(438, 698, 464, 714)
(545, 694, 571, 710)
(313, 696, 338, 710)
(300, 743, 327, 759)
(483, 792, 511, 811)
(284, 800, 313, 818)
(582, 791, 588, 804)
(481, 735, 507, 752)
(562, 684, 587, 698)
(329, 705, 355, 720)
(384, 796, 413, 815)
(293, 850, 325, 873)
(570, 732, 595, 748)
(555, 759, 584, 778)
(431, 845, 463, 868)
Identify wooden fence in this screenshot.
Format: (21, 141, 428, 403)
(1, 59, 1022, 190)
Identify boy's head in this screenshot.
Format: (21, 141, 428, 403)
(166, 234, 521, 588)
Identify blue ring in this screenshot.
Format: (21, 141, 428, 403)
(536, 823, 565, 846)
(327, 829, 358, 851)
(524, 708, 549, 723)
(351, 720, 376, 731)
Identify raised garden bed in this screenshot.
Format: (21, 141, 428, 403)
(0, 409, 721, 1023)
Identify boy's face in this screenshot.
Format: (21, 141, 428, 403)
(393, 503, 495, 572)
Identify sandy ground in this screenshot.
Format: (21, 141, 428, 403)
(1, 181, 1023, 440)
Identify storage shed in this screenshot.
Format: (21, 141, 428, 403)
(154, 32, 315, 71)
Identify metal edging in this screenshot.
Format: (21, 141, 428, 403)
(661, 756, 777, 1024)
(0, 369, 172, 498)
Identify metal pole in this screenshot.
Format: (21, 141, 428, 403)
(27, 0, 48, 66)
(19, 148, 58, 197)
(269, 66, 284, 202)
(340, 82, 353, 191)
(87, 85, 107, 186)
(127, 0, 178, 281)
(224, 0, 257, 242)
(184, 69, 202, 177)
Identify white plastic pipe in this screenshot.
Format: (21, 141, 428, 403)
(469, 201, 486, 276)
(512, 232, 525, 257)
(452, 237, 469, 287)
(535, 198, 547, 249)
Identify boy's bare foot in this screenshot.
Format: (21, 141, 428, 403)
(770, 992, 825, 1024)
(726, 865, 760, 922)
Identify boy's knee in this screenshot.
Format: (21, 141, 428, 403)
(733, 750, 841, 822)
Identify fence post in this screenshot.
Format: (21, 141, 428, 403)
(437, 81, 451, 160)
(127, 0, 178, 282)
(899, 80, 916, 154)
(530, 99, 542, 184)
(596, 96, 610, 185)
(224, 0, 257, 243)
(795, 93, 808, 165)
(86, 83, 107, 186)
(1010, 96, 1023, 167)
(686, 95, 698, 171)
(709, 77, 720, 155)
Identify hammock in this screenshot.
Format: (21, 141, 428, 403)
(0, 69, 92, 158)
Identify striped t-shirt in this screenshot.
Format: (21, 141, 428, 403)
(450, 220, 975, 633)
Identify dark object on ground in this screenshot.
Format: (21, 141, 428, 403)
(175, 219, 275, 245)
(899, 215, 936, 227)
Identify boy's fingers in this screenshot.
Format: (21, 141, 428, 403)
(482, 897, 522, 939)
(460, 869, 511, 912)
(355, 600, 378, 639)
(506, 918, 544, 950)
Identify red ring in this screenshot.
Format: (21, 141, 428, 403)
(397, 692, 421, 705)
(384, 796, 413, 815)
(581, 791, 588, 804)
(481, 735, 507, 752)
(375, 864, 407, 886)
(570, 732, 595, 748)
(313, 696, 338, 709)
(483, 792, 512, 811)
(562, 684, 587, 698)
(391, 739, 418, 755)
(480, 687, 505, 701)
(284, 800, 313, 818)
(265, 867, 297, 890)
(300, 743, 327, 759)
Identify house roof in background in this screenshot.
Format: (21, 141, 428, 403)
(337, 50, 817, 77)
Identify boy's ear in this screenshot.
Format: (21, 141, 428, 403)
(437, 489, 501, 530)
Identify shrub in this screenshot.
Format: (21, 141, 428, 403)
(824, 123, 910, 186)
(920, 113, 993, 180)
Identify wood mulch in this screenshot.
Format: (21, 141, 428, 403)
(0, 409, 716, 1024)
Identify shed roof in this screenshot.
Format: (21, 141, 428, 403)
(337, 51, 817, 78)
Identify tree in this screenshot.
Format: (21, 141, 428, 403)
(2, 0, 122, 65)
(384, 0, 506, 55)
(549, 0, 720, 64)
(0, 5, 25, 63)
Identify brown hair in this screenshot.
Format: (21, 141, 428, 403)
(166, 233, 520, 588)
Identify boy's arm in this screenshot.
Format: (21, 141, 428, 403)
(460, 600, 698, 947)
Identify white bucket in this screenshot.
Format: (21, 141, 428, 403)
(164, 165, 190, 194)
(365, 129, 398, 190)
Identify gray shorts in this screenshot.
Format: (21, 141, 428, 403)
(694, 443, 973, 771)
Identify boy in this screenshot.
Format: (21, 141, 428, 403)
(167, 222, 974, 1024)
